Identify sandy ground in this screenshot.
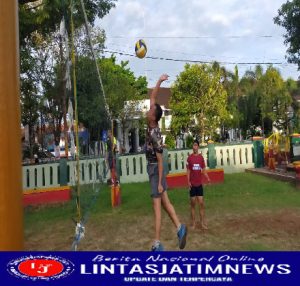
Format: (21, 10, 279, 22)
(25, 208, 300, 251)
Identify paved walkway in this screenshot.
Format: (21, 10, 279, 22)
(246, 166, 296, 183)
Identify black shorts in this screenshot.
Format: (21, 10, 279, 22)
(190, 185, 203, 197)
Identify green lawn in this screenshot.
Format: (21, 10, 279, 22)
(24, 173, 300, 251)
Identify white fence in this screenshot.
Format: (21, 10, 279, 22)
(215, 144, 254, 173)
(23, 162, 60, 190)
(22, 143, 254, 190)
(22, 158, 107, 190)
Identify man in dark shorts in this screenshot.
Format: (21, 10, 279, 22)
(186, 140, 210, 230)
(146, 74, 187, 251)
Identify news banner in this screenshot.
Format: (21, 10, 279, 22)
(0, 251, 299, 285)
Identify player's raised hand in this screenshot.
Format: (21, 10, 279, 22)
(159, 74, 169, 82)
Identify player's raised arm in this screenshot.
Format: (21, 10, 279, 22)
(150, 74, 169, 106)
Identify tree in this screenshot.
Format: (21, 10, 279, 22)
(19, 0, 116, 46)
(98, 58, 147, 120)
(20, 37, 44, 158)
(170, 63, 228, 143)
(286, 78, 300, 132)
(257, 66, 292, 135)
(76, 56, 148, 146)
(19, 0, 116, 156)
(274, 0, 300, 69)
(19, 30, 69, 154)
(220, 65, 242, 139)
(20, 78, 40, 158)
(76, 56, 109, 140)
(101, 57, 148, 150)
(237, 65, 265, 137)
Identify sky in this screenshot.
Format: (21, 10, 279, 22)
(97, 0, 299, 87)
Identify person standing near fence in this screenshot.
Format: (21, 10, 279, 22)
(146, 74, 187, 251)
(186, 140, 210, 230)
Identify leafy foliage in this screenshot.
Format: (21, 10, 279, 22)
(170, 64, 228, 143)
(76, 56, 148, 140)
(274, 0, 300, 68)
(164, 133, 175, 149)
(18, 0, 117, 152)
(19, 0, 116, 46)
(257, 66, 292, 134)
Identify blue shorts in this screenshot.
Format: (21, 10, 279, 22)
(147, 163, 167, 198)
(190, 185, 204, 197)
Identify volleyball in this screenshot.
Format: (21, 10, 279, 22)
(135, 39, 147, 58)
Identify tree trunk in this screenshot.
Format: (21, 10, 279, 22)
(28, 123, 35, 159)
(62, 95, 68, 157)
(199, 113, 205, 144)
(54, 118, 62, 147)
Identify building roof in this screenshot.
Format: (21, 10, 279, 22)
(147, 87, 171, 109)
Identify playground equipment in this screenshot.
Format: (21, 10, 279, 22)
(289, 133, 300, 162)
(263, 133, 290, 168)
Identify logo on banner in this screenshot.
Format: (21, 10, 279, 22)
(7, 255, 75, 281)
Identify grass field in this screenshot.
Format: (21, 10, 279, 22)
(24, 172, 300, 251)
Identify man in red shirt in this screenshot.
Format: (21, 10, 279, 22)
(186, 140, 210, 230)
